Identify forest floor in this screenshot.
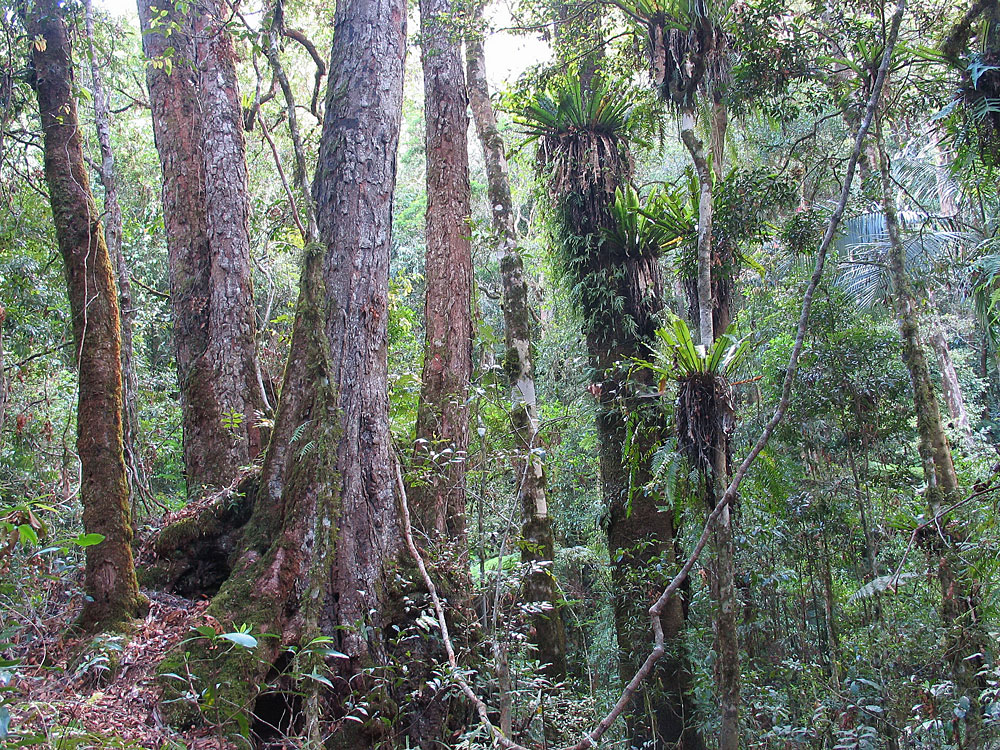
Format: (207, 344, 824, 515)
(9, 586, 241, 749)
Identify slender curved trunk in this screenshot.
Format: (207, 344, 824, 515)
(137, 0, 264, 497)
(28, 0, 143, 630)
(876, 121, 984, 720)
(84, 0, 148, 510)
(411, 0, 474, 545)
(680, 104, 741, 750)
(466, 14, 567, 680)
(680, 108, 715, 348)
(930, 321, 971, 437)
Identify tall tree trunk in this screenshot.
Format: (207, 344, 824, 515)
(84, 0, 148, 510)
(877, 121, 984, 717)
(465, 10, 567, 679)
(930, 321, 971, 436)
(411, 0, 474, 543)
(162, 0, 408, 743)
(28, 0, 143, 631)
(680, 108, 715, 348)
(137, 0, 264, 497)
(545, 95, 704, 748)
(680, 104, 741, 750)
(820, 533, 841, 687)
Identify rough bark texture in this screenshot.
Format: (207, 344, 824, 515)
(680, 108, 715, 348)
(159, 1, 408, 744)
(137, 0, 264, 497)
(465, 16, 567, 679)
(85, 0, 147, 509)
(877, 125, 984, 708)
(28, 0, 143, 631)
(604, 400, 705, 750)
(411, 0, 474, 544)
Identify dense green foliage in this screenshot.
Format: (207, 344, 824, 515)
(2, 0, 1000, 747)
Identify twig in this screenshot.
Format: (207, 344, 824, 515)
(15, 340, 72, 369)
(129, 275, 170, 300)
(888, 484, 1000, 589)
(257, 113, 307, 243)
(281, 27, 326, 116)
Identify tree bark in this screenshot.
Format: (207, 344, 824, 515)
(820, 533, 841, 687)
(84, 0, 148, 510)
(680, 103, 741, 750)
(680, 108, 715, 348)
(877, 121, 984, 713)
(930, 321, 971, 436)
(465, 11, 567, 679)
(411, 0, 474, 544)
(137, 0, 264, 497)
(28, 0, 143, 631)
(161, 0, 408, 743)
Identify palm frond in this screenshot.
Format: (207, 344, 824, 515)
(835, 211, 975, 309)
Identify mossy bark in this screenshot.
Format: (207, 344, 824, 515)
(84, 0, 147, 510)
(158, 2, 407, 746)
(139, 473, 256, 596)
(877, 123, 985, 718)
(28, 0, 144, 631)
(466, 11, 567, 679)
(137, 0, 265, 497)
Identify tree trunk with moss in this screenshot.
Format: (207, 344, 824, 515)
(876, 123, 985, 716)
(85, 0, 148, 510)
(930, 321, 971, 436)
(465, 11, 567, 679)
(138, 0, 264, 498)
(543, 97, 704, 747)
(411, 0, 474, 545)
(28, 0, 143, 631)
(681, 104, 741, 750)
(159, 0, 407, 744)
